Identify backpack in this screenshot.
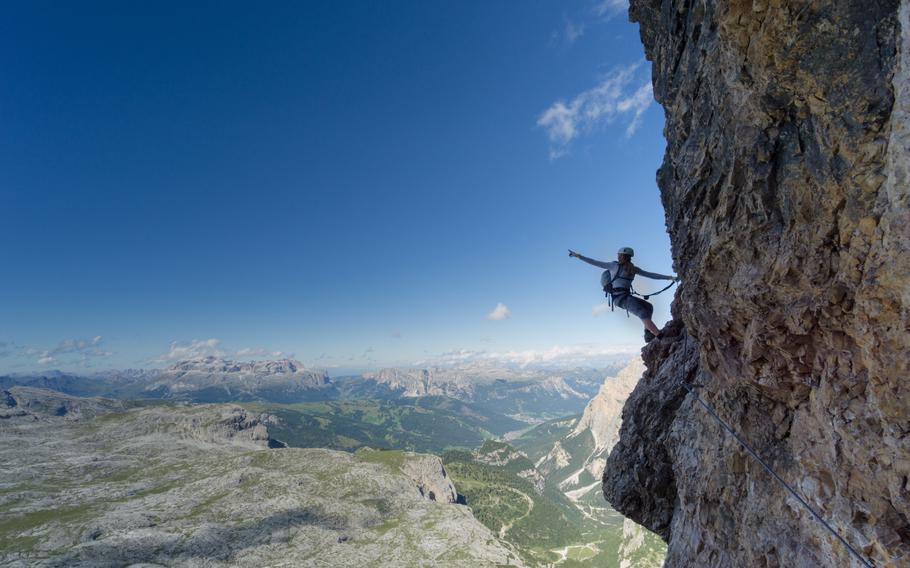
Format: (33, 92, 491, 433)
(601, 265, 628, 296)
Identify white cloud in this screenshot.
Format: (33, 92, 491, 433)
(155, 340, 299, 363)
(159, 338, 225, 362)
(235, 347, 287, 358)
(565, 20, 585, 44)
(592, 303, 612, 317)
(619, 82, 653, 136)
(593, 0, 629, 18)
(51, 336, 111, 357)
(486, 303, 512, 321)
(9, 336, 113, 366)
(418, 344, 638, 369)
(537, 62, 653, 158)
(550, 16, 586, 49)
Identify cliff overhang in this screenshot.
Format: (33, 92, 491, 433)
(603, 1, 910, 566)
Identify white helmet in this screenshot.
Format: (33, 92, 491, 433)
(617, 246, 635, 257)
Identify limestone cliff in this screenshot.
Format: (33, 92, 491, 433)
(572, 357, 646, 454)
(604, 1, 909, 567)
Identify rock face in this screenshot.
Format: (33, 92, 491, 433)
(603, 322, 696, 540)
(604, 1, 910, 567)
(398, 453, 459, 503)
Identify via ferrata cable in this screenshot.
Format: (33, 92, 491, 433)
(679, 334, 874, 568)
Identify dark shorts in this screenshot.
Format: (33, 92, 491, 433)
(614, 294, 654, 320)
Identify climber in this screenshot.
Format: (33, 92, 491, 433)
(568, 246, 678, 342)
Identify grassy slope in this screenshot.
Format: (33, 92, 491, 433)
(510, 416, 579, 460)
(442, 442, 592, 567)
(505, 422, 668, 568)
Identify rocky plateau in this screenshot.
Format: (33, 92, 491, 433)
(0, 388, 524, 567)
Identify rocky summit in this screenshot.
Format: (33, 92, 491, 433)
(0, 388, 523, 567)
(145, 356, 331, 399)
(604, 1, 909, 567)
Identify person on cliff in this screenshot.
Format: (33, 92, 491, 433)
(568, 247, 678, 342)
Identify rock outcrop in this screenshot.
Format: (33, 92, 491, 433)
(398, 453, 459, 503)
(604, 1, 909, 567)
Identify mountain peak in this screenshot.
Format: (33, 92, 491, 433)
(166, 356, 309, 375)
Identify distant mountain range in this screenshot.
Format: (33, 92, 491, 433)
(513, 358, 646, 503)
(1, 354, 665, 567)
(1, 357, 618, 419)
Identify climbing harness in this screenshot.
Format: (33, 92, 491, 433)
(679, 334, 875, 568)
(601, 267, 632, 314)
(601, 266, 678, 316)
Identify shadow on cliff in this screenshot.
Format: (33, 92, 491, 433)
(602, 319, 696, 539)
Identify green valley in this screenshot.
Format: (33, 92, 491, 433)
(245, 396, 527, 454)
(442, 440, 665, 568)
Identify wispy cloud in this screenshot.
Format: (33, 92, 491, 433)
(8, 336, 113, 367)
(593, 0, 629, 19)
(564, 19, 585, 44)
(50, 336, 111, 357)
(551, 18, 585, 47)
(154, 339, 296, 363)
(537, 62, 653, 158)
(592, 303, 612, 317)
(486, 303, 512, 321)
(158, 338, 226, 362)
(550, 2, 626, 49)
(417, 344, 637, 369)
(618, 82, 653, 137)
(235, 347, 289, 359)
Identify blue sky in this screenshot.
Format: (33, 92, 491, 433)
(1, 0, 675, 373)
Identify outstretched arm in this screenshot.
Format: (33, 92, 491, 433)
(568, 249, 612, 269)
(637, 268, 678, 281)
